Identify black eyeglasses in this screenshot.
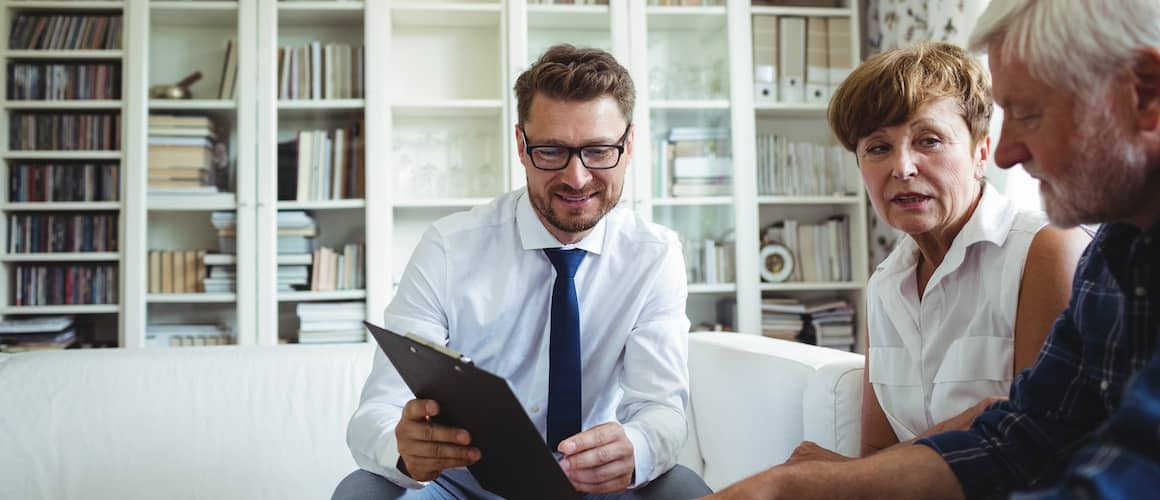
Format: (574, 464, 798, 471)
(520, 124, 631, 171)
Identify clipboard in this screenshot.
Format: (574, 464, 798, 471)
(364, 321, 579, 500)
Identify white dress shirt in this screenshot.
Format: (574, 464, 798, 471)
(347, 188, 691, 489)
(867, 184, 1048, 441)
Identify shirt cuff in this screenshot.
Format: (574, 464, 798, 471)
(916, 430, 999, 500)
(379, 432, 429, 490)
(624, 424, 655, 488)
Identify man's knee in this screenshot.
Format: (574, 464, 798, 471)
(632, 465, 713, 500)
(332, 469, 408, 500)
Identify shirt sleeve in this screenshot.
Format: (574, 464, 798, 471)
(617, 237, 692, 486)
(917, 300, 1110, 499)
(1011, 351, 1160, 499)
(346, 226, 450, 489)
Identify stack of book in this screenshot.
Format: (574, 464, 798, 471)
(683, 237, 735, 285)
(659, 127, 732, 198)
(147, 114, 222, 196)
(0, 316, 75, 353)
(203, 254, 237, 294)
(276, 41, 364, 100)
(309, 243, 364, 291)
(212, 211, 237, 254)
(147, 249, 206, 294)
(145, 324, 234, 347)
(277, 211, 316, 254)
(761, 216, 851, 283)
(277, 254, 310, 292)
(277, 124, 365, 201)
(759, 297, 855, 351)
(755, 134, 858, 196)
(296, 302, 365, 344)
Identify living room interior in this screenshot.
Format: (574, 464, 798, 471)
(0, 0, 1024, 498)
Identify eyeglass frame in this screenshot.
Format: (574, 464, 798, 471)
(519, 123, 632, 171)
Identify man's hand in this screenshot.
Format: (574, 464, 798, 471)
(558, 422, 635, 493)
(395, 399, 480, 481)
(784, 441, 852, 466)
(918, 396, 1006, 439)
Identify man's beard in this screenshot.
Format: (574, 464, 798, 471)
(1038, 102, 1151, 227)
(530, 181, 620, 234)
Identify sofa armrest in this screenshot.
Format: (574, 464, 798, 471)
(684, 332, 864, 491)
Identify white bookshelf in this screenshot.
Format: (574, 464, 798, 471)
(2, 0, 868, 352)
(1, 0, 127, 347)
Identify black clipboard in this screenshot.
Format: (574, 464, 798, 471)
(365, 321, 579, 500)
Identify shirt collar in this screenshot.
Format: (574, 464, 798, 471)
(875, 183, 1017, 277)
(516, 189, 607, 255)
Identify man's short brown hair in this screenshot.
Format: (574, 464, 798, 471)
(514, 44, 635, 126)
(827, 42, 992, 153)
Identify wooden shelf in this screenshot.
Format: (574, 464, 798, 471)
(757, 195, 861, 205)
(688, 283, 737, 294)
(0, 304, 119, 315)
(3, 50, 124, 60)
(148, 293, 237, 304)
(6, 1, 125, 10)
(3, 100, 122, 110)
(3, 202, 121, 211)
(750, 6, 853, 18)
(1, 252, 119, 262)
(391, 99, 503, 118)
(2, 151, 122, 161)
(277, 290, 367, 302)
(277, 199, 365, 210)
(758, 282, 864, 292)
(149, 99, 236, 110)
(393, 198, 492, 209)
(651, 196, 734, 207)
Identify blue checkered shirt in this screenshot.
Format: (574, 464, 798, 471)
(918, 222, 1160, 499)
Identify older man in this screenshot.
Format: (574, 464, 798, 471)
(707, 0, 1160, 498)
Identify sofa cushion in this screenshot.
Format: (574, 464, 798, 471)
(0, 344, 375, 500)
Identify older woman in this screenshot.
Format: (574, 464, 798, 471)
(792, 42, 1090, 462)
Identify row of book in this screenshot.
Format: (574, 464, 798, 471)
(684, 237, 735, 285)
(0, 316, 75, 353)
(7, 63, 120, 100)
(656, 127, 733, 198)
(277, 42, 364, 100)
(148, 250, 208, 294)
(297, 302, 365, 344)
(8, 14, 123, 51)
(309, 244, 365, 292)
(753, 16, 852, 104)
(277, 124, 365, 201)
(762, 216, 851, 283)
(146, 324, 234, 348)
(7, 213, 118, 253)
(13, 264, 117, 306)
(761, 297, 855, 351)
(8, 163, 120, 202)
(148, 114, 227, 194)
(9, 113, 121, 151)
(756, 134, 859, 197)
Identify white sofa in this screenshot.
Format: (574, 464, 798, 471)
(0, 332, 863, 499)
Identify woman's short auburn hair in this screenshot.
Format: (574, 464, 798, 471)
(827, 41, 992, 153)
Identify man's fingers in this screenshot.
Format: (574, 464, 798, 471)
(402, 399, 439, 421)
(562, 440, 631, 471)
(397, 416, 471, 446)
(559, 422, 620, 454)
(563, 457, 631, 484)
(406, 454, 481, 474)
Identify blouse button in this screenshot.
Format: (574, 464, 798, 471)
(1135, 286, 1148, 298)
(530, 405, 541, 413)
(1100, 380, 1110, 391)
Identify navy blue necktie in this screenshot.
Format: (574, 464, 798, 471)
(543, 248, 586, 450)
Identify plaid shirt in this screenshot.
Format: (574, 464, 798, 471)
(918, 222, 1160, 499)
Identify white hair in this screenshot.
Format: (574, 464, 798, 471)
(969, 0, 1160, 97)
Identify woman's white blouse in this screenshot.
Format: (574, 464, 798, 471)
(867, 184, 1049, 441)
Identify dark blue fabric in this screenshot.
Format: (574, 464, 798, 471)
(918, 222, 1160, 499)
(544, 248, 586, 451)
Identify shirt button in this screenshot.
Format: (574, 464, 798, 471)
(1135, 286, 1148, 297)
(1100, 380, 1110, 391)
(530, 405, 541, 413)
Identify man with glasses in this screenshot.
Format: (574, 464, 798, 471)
(335, 44, 711, 500)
